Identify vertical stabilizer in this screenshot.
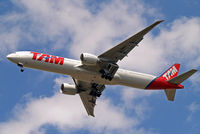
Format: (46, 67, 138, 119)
(160, 64, 180, 81)
(161, 64, 179, 101)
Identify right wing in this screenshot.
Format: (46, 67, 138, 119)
(98, 20, 164, 63)
(73, 78, 105, 117)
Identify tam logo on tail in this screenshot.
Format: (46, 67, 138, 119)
(161, 64, 180, 80)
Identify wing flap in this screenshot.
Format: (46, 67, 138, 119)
(79, 92, 96, 117)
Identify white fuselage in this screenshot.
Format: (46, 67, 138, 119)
(7, 51, 156, 89)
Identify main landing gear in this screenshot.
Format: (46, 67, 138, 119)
(89, 83, 105, 105)
(99, 63, 119, 81)
(99, 69, 113, 81)
(89, 83, 105, 98)
(17, 62, 24, 72)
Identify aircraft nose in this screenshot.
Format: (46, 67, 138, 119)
(7, 53, 19, 63)
(7, 53, 15, 60)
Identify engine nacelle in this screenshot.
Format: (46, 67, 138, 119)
(60, 83, 78, 95)
(80, 53, 99, 66)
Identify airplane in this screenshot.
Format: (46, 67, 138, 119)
(7, 20, 197, 117)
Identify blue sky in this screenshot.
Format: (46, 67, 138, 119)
(0, 0, 200, 134)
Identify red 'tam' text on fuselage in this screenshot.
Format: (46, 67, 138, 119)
(31, 52, 64, 65)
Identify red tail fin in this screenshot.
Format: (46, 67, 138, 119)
(160, 64, 180, 80)
(146, 64, 181, 89)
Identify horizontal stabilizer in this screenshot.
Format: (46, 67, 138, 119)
(164, 89, 176, 101)
(167, 69, 197, 84)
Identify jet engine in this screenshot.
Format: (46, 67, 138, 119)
(80, 53, 99, 66)
(60, 83, 78, 95)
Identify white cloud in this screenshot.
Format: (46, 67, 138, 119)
(188, 71, 200, 91)
(0, 25, 21, 60)
(1, 0, 199, 74)
(121, 87, 157, 106)
(120, 17, 200, 74)
(154, 17, 200, 66)
(0, 0, 158, 59)
(187, 102, 200, 121)
(0, 92, 151, 134)
(0, 75, 157, 134)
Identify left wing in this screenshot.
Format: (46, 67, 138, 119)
(73, 79, 105, 117)
(98, 20, 164, 63)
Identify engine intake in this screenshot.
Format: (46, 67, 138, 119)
(60, 83, 77, 95)
(80, 53, 99, 66)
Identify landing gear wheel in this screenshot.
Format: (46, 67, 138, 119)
(104, 75, 112, 81)
(89, 90, 96, 97)
(17, 63, 24, 72)
(108, 76, 112, 81)
(21, 68, 24, 72)
(89, 88, 102, 98)
(96, 91, 101, 97)
(101, 73, 106, 78)
(105, 75, 108, 79)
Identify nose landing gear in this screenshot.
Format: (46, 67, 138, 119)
(17, 62, 24, 72)
(21, 68, 24, 72)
